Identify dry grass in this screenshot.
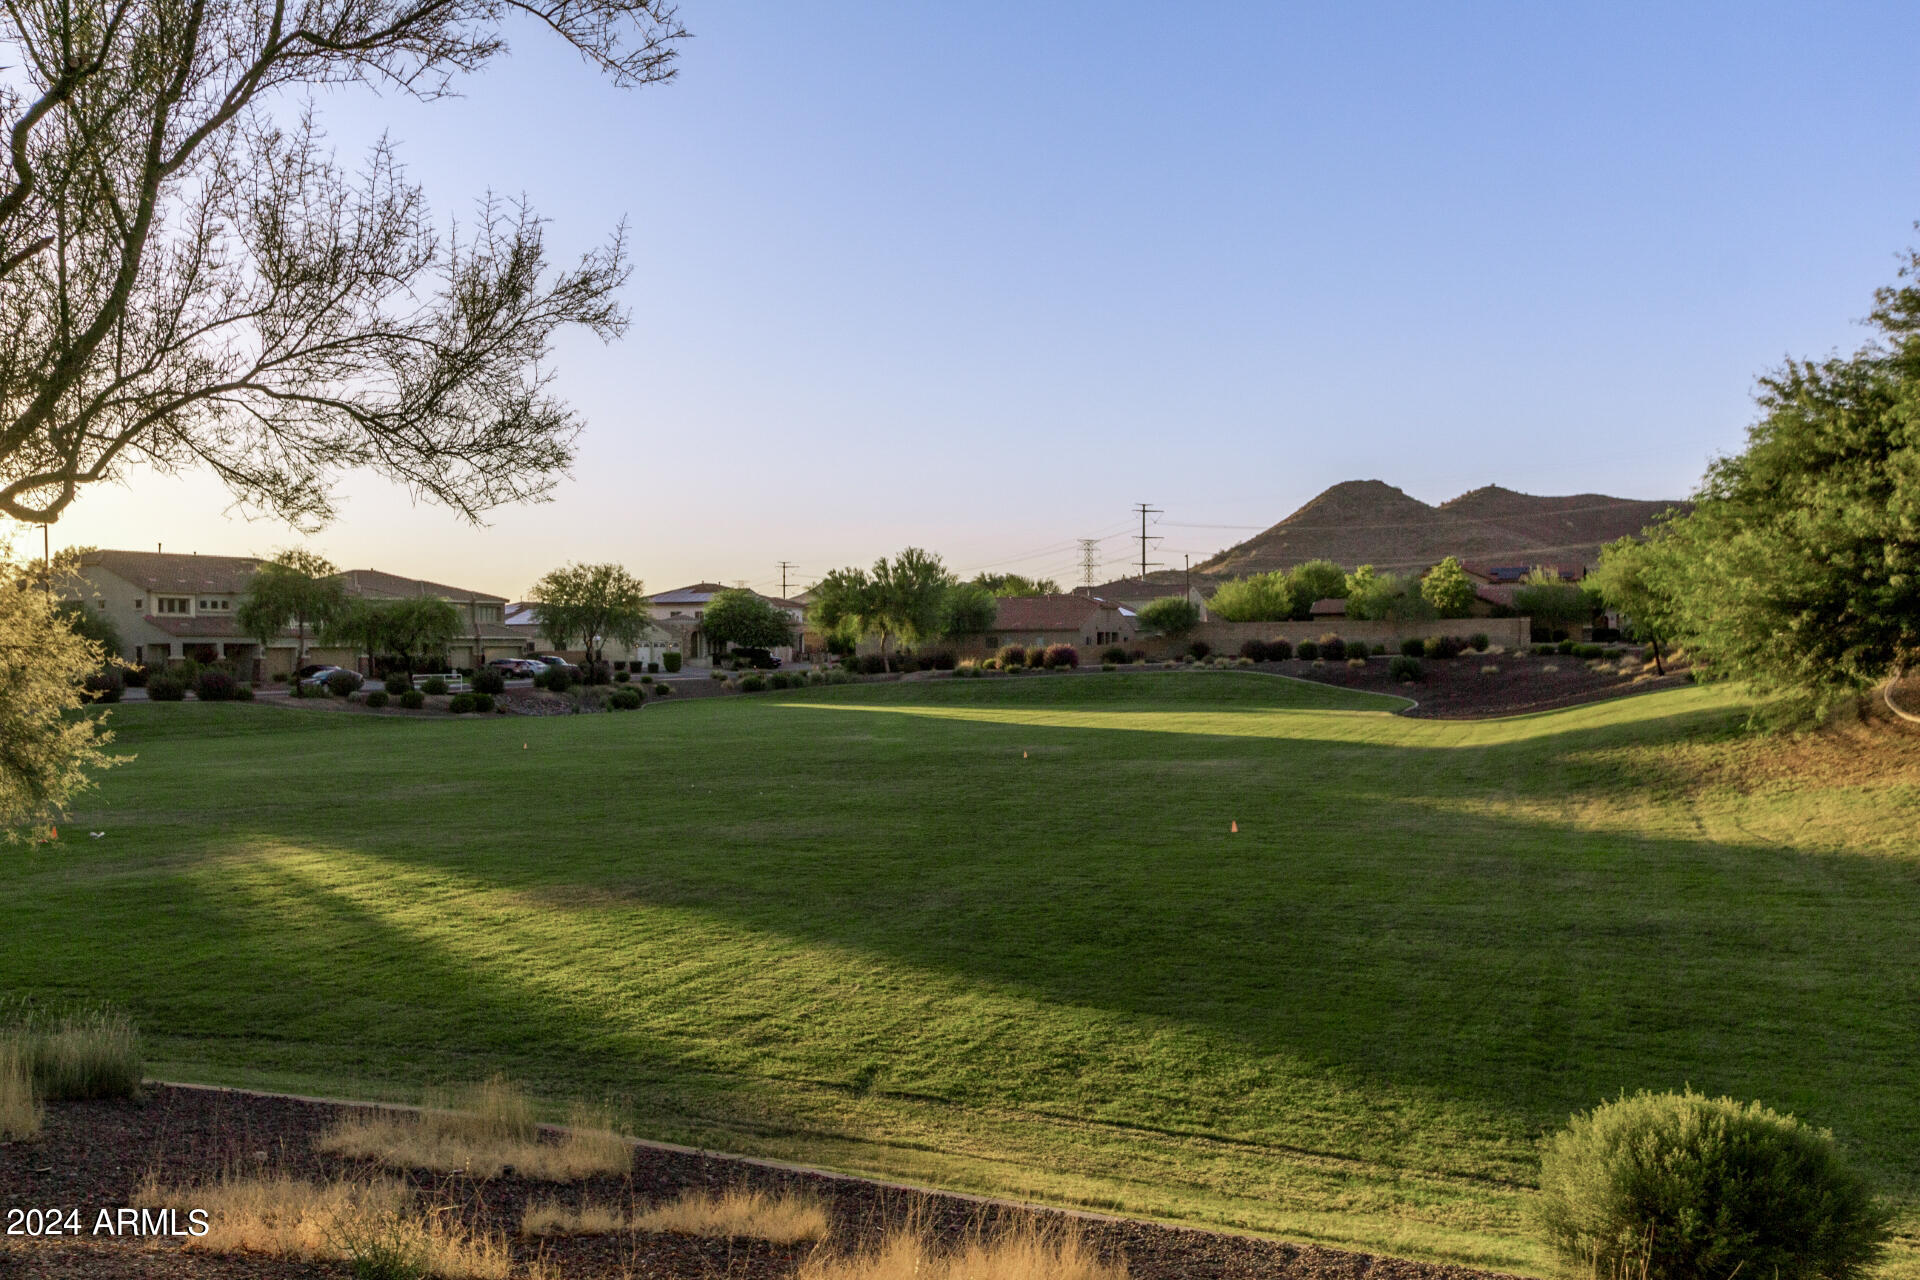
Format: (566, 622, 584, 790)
(632, 1187, 831, 1244)
(520, 1198, 631, 1237)
(0, 1004, 142, 1101)
(135, 1172, 510, 1278)
(318, 1077, 631, 1180)
(0, 1046, 41, 1140)
(794, 1219, 1125, 1280)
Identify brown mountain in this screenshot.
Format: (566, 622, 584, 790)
(1195, 480, 1684, 577)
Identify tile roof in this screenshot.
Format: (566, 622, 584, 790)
(84, 550, 262, 594)
(992, 594, 1114, 631)
(1310, 597, 1348, 616)
(649, 584, 805, 609)
(339, 568, 505, 604)
(142, 615, 260, 638)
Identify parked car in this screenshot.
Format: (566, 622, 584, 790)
(488, 657, 543, 677)
(726, 647, 781, 669)
(298, 665, 347, 688)
(294, 663, 334, 680)
(536, 655, 582, 675)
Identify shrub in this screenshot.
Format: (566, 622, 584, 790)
(235, 683, 254, 701)
(1187, 640, 1212, 660)
(193, 669, 238, 701)
(739, 674, 768, 693)
(383, 673, 409, 695)
(1348, 657, 1367, 668)
(1575, 643, 1605, 660)
(472, 668, 506, 695)
(399, 689, 425, 710)
(995, 644, 1027, 670)
(365, 690, 390, 709)
(1294, 640, 1319, 662)
(325, 669, 364, 698)
(663, 651, 683, 673)
(1389, 655, 1423, 682)
(1603, 647, 1624, 660)
(647, 661, 660, 673)
(1469, 632, 1490, 652)
(2, 1007, 144, 1101)
(615, 670, 630, 683)
(1535, 1090, 1891, 1280)
(447, 693, 475, 714)
(1102, 645, 1132, 665)
(583, 661, 612, 685)
(122, 664, 148, 688)
(651, 682, 672, 696)
(1266, 638, 1293, 661)
(84, 667, 125, 703)
(146, 671, 188, 701)
(1372, 643, 1386, 654)
(1318, 635, 1346, 661)
(471, 693, 495, 714)
(1129, 648, 1147, 662)
(1043, 644, 1079, 669)
(1423, 635, 1465, 660)
(1237, 639, 1268, 662)
(610, 689, 642, 710)
(710, 670, 728, 682)
(1557, 638, 1578, 655)
(1400, 637, 1425, 657)
(767, 672, 790, 690)
(421, 676, 449, 695)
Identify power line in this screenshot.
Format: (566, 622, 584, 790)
(1077, 539, 1100, 590)
(777, 561, 797, 600)
(1134, 503, 1162, 581)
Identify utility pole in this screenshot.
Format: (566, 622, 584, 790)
(1077, 539, 1099, 591)
(1134, 503, 1162, 584)
(1184, 553, 1191, 600)
(777, 561, 796, 600)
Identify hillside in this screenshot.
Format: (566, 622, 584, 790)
(1196, 480, 1684, 576)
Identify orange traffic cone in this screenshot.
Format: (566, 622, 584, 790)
(1230, 820, 1238, 833)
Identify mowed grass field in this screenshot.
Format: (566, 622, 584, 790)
(5, 671, 1920, 1272)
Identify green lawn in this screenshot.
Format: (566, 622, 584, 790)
(6, 672, 1918, 1272)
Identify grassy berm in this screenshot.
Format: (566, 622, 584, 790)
(5, 672, 1917, 1274)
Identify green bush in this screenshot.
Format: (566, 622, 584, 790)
(145, 671, 188, 701)
(610, 688, 642, 710)
(615, 670, 630, 683)
(472, 668, 506, 695)
(710, 670, 728, 682)
(662, 651, 683, 673)
(421, 676, 449, 696)
(1102, 645, 1132, 665)
(1318, 634, 1347, 661)
(1423, 635, 1465, 660)
(1043, 644, 1079, 669)
(1389, 655, 1423, 682)
(996, 644, 1027, 670)
(1558, 639, 1578, 655)
(647, 661, 660, 673)
(365, 690, 390, 709)
(235, 683, 254, 701)
(739, 674, 768, 693)
(1294, 640, 1319, 662)
(470, 692, 495, 714)
(1535, 1090, 1891, 1280)
(768, 672, 793, 690)
(447, 693, 475, 714)
(639, 674, 654, 684)
(1575, 643, 1605, 660)
(83, 668, 125, 703)
(1101, 662, 1116, 672)
(325, 669, 364, 697)
(399, 689, 425, 710)
(1400, 637, 1425, 657)
(1267, 638, 1293, 661)
(1187, 641, 1212, 660)
(1469, 632, 1490, 652)
(651, 681, 672, 696)
(383, 673, 409, 695)
(1372, 643, 1386, 655)
(193, 669, 239, 701)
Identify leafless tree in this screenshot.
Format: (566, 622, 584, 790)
(0, 0, 687, 528)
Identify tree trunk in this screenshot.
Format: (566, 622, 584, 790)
(1650, 635, 1666, 676)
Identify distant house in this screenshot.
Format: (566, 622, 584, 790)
(646, 583, 807, 663)
(976, 594, 1138, 654)
(504, 601, 676, 668)
(1309, 597, 1347, 619)
(1460, 562, 1584, 615)
(65, 549, 522, 677)
(1074, 579, 1210, 621)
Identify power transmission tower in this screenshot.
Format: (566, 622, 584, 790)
(1077, 539, 1100, 590)
(777, 561, 797, 600)
(1134, 503, 1162, 583)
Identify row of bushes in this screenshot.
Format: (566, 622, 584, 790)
(145, 669, 256, 702)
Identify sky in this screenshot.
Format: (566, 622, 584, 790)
(23, 3, 1920, 598)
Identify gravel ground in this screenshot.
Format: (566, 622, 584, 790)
(1, 1086, 1526, 1280)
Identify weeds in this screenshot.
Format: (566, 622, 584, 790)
(0, 1003, 142, 1100)
(0, 1045, 40, 1140)
(633, 1187, 831, 1244)
(319, 1077, 631, 1180)
(794, 1218, 1124, 1280)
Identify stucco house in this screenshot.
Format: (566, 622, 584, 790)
(503, 601, 676, 668)
(646, 583, 807, 663)
(971, 593, 1139, 655)
(65, 549, 523, 678)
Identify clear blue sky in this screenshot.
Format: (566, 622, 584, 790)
(42, 3, 1920, 596)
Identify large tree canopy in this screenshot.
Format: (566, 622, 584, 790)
(528, 562, 648, 672)
(809, 548, 952, 670)
(702, 589, 793, 653)
(1643, 253, 1920, 716)
(236, 548, 343, 672)
(0, 0, 687, 527)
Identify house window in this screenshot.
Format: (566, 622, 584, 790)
(155, 596, 189, 615)
(133, 599, 142, 609)
(198, 598, 231, 611)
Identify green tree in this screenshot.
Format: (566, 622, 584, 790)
(325, 598, 397, 678)
(809, 548, 954, 670)
(528, 563, 649, 676)
(702, 589, 794, 655)
(971, 572, 1061, 597)
(1139, 596, 1201, 638)
(1345, 566, 1434, 625)
(1637, 252, 1920, 716)
(1587, 536, 1676, 674)
(236, 550, 345, 677)
(1420, 556, 1477, 618)
(1207, 572, 1293, 622)
(941, 581, 999, 639)
(1, 542, 121, 841)
(1285, 560, 1349, 616)
(53, 600, 120, 657)
(0, 1, 686, 527)
(1514, 568, 1594, 641)
(380, 597, 460, 679)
